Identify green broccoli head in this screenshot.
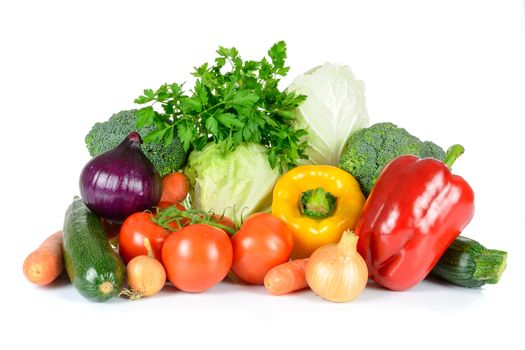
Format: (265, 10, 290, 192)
(85, 110, 187, 176)
(420, 141, 446, 160)
(338, 122, 445, 196)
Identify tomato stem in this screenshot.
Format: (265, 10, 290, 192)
(152, 205, 237, 235)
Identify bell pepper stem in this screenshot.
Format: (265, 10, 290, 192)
(443, 144, 465, 169)
(300, 187, 337, 220)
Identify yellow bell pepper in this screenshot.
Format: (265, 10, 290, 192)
(272, 165, 365, 259)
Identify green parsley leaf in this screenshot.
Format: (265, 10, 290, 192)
(136, 106, 155, 129)
(230, 91, 259, 109)
(217, 113, 244, 128)
(205, 116, 219, 136)
(177, 121, 194, 151)
(143, 125, 168, 143)
(180, 96, 202, 113)
(268, 41, 287, 69)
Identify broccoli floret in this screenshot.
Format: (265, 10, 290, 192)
(338, 122, 445, 196)
(85, 110, 187, 176)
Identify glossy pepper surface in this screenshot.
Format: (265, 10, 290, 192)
(355, 145, 474, 291)
(272, 165, 365, 259)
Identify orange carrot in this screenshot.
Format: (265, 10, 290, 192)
(23, 231, 64, 286)
(264, 258, 309, 296)
(160, 172, 190, 204)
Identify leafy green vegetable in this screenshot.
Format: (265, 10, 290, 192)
(338, 122, 446, 196)
(287, 63, 369, 166)
(85, 110, 186, 176)
(134, 41, 308, 172)
(184, 142, 280, 223)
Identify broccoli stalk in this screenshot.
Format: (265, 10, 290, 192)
(85, 110, 187, 176)
(338, 122, 446, 196)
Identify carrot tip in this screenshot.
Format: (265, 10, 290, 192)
(28, 263, 43, 279)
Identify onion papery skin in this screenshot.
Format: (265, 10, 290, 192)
(80, 132, 162, 223)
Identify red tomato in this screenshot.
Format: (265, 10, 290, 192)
(119, 212, 170, 265)
(162, 224, 232, 293)
(231, 213, 294, 285)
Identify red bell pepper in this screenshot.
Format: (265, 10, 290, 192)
(355, 145, 475, 291)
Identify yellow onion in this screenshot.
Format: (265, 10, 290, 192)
(305, 230, 368, 302)
(125, 255, 166, 299)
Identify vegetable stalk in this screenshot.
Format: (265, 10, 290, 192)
(443, 144, 465, 169)
(300, 187, 337, 219)
(153, 204, 237, 235)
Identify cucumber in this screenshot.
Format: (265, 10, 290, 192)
(63, 197, 125, 301)
(430, 236, 507, 288)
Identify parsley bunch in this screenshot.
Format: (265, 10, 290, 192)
(134, 41, 308, 172)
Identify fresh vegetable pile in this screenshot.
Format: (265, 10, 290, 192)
(23, 42, 508, 303)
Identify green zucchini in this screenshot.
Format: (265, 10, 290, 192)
(63, 197, 125, 301)
(431, 236, 507, 288)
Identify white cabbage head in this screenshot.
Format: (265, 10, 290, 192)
(288, 63, 369, 165)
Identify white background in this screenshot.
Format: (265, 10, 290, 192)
(1, 1, 524, 349)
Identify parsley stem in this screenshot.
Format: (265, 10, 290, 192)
(201, 101, 226, 116)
